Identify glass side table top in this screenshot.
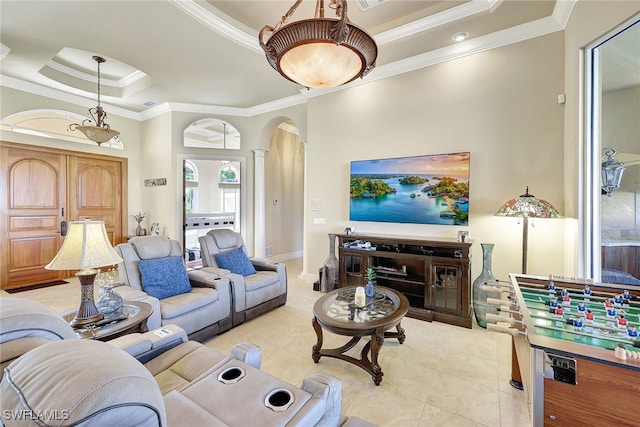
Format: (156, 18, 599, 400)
(72, 304, 140, 333)
(320, 287, 401, 324)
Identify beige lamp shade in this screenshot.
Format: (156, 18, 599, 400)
(75, 124, 120, 145)
(45, 220, 122, 270)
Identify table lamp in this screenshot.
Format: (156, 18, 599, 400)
(45, 220, 123, 328)
(495, 186, 561, 390)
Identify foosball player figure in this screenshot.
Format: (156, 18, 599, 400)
(572, 317, 584, 331)
(555, 306, 564, 318)
(585, 309, 595, 323)
(548, 281, 556, 296)
(614, 295, 624, 307)
(548, 297, 558, 313)
(627, 325, 639, 339)
(562, 292, 571, 306)
(583, 285, 592, 300)
(606, 306, 617, 319)
(623, 290, 632, 304)
(617, 314, 628, 328)
(577, 302, 587, 314)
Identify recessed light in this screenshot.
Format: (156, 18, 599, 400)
(452, 32, 469, 42)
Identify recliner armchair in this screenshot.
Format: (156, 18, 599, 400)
(199, 229, 287, 326)
(116, 236, 232, 342)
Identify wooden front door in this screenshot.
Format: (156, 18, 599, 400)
(0, 142, 127, 289)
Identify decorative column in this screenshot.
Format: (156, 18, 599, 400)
(253, 149, 266, 258)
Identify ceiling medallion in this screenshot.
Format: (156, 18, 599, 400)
(259, 0, 377, 89)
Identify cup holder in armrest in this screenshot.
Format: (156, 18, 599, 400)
(264, 389, 294, 412)
(217, 367, 246, 384)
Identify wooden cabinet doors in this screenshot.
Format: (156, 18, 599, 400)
(0, 142, 127, 289)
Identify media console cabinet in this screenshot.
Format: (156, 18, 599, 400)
(337, 233, 473, 328)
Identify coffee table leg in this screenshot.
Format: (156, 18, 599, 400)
(312, 317, 323, 363)
(367, 327, 384, 385)
(396, 322, 406, 344)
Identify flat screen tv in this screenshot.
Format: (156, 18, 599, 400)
(349, 152, 470, 225)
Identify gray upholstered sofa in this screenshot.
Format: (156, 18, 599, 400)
(199, 229, 287, 326)
(0, 298, 373, 426)
(115, 236, 233, 342)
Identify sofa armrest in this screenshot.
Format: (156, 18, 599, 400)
(230, 342, 262, 369)
(251, 257, 279, 272)
(299, 373, 343, 427)
(251, 258, 287, 297)
(116, 285, 162, 330)
(108, 325, 188, 363)
(187, 269, 224, 287)
(187, 272, 232, 320)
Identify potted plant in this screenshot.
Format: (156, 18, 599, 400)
(365, 267, 376, 297)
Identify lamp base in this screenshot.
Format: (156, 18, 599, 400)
(69, 269, 104, 328)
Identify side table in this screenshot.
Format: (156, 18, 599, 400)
(64, 301, 153, 341)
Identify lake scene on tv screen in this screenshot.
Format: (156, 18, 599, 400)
(349, 152, 470, 225)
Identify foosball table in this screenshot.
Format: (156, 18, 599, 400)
(486, 274, 640, 426)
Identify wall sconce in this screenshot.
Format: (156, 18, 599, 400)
(601, 147, 625, 197)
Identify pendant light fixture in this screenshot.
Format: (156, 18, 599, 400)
(259, 0, 377, 89)
(69, 56, 120, 146)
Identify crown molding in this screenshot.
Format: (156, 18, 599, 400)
(375, 0, 500, 44)
(171, 0, 261, 51)
(1, 1, 578, 120)
(0, 74, 140, 120)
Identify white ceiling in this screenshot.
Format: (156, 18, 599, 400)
(1, 0, 632, 121)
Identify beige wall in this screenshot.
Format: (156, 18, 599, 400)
(265, 128, 304, 258)
(305, 32, 565, 281)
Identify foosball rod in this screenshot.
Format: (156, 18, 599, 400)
(526, 321, 637, 347)
(526, 311, 634, 334)
(486, 323, 526, 336)
(486, 313, 525, 326)
(521, 295, 640, 317)
(487, 298, 519, 310)
(520, 288, 639, 306)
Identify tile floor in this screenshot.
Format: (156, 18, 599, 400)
(12, 258, 531, 426)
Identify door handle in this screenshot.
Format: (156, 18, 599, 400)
(60, 220, 67, 236)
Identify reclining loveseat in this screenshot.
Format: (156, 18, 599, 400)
(0, 298, 373, 426)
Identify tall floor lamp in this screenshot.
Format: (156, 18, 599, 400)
(495, 186, 561, 389)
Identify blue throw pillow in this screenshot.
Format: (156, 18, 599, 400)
(214, 247, 256, 276)
(138, 256, 192, 299)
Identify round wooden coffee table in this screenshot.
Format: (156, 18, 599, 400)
(64, 301, 153, 341)
(312, 286, 409, 385)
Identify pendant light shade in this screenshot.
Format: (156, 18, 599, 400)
(259, 0, 377, 89)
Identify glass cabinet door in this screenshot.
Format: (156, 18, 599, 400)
(429, 261, 461, 314)
(342, 253, 364, 287)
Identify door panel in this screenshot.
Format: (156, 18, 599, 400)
(1, 143, 127, 289)
(1, 146, 67, 287)
(68, 156, 122, 247)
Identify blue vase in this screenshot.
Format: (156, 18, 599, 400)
(365, 281, 375, 298)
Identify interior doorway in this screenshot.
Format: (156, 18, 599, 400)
(181, 156, 244, 266)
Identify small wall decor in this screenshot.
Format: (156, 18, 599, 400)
(457, 230, 470, 242)
(145, 178, 167, 187)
